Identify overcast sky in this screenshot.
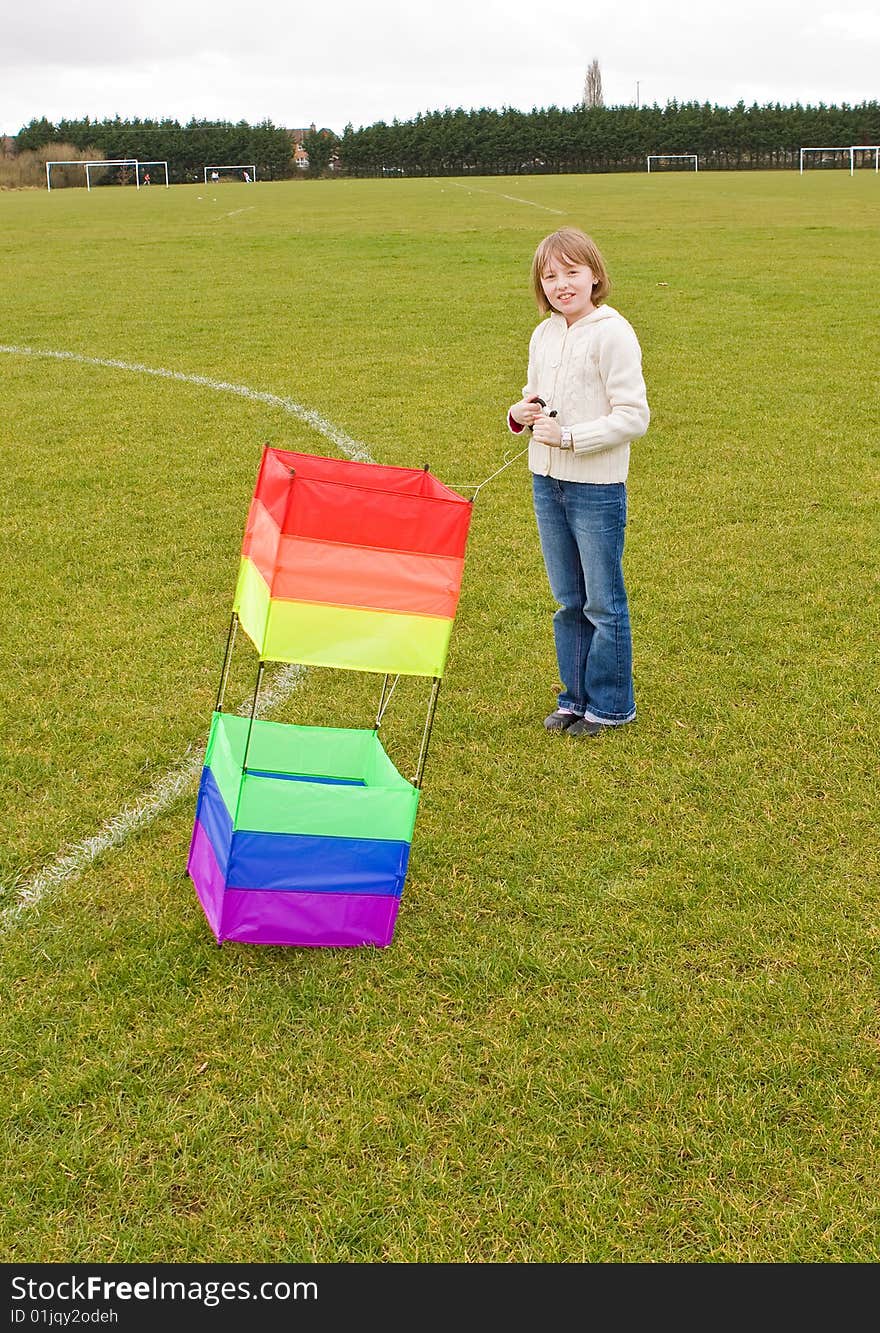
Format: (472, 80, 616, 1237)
(2, 0, 877, 137)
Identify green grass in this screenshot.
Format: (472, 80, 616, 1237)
(1, 171, 879, 1262)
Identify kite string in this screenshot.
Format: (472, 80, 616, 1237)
(459, 443, 530, 501)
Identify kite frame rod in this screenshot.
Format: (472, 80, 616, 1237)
(414, 678, 442, 789)
(240, 660, 265, 773)
(374, 673, 401, 730)
(233, 658, 264, 828)
(215, 612, 239, 713)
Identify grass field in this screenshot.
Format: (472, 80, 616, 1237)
(1, 170, 878, 1263)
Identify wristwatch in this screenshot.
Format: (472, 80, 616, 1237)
(560, 427, 573, 450)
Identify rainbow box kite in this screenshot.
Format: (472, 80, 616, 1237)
(187, 446, 472, 947)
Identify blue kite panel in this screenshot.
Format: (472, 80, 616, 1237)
(194, 767, 233, 875)
(227, 829, 411, 897)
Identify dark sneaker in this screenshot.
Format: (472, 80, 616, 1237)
(567, 716, 605, 738)
(544, 710, 580, 731)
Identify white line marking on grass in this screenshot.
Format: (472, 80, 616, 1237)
(0, 344, 378, 929)
(0, 665, 308, 932)
(211, 206, 256, 221)
(0, 344, 372, 461)
(446, 181, 566, 215)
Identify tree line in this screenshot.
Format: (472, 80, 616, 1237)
(12, 101, 880, 183)
(338, 101, 880, 175)
(13, 117, 300, 182)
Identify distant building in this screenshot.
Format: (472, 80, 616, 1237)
(286, 123, 336, 171)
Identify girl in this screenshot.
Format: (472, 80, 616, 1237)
(507, 227, 649, 737)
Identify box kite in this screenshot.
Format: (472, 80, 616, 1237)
(187, 446, 473, 947)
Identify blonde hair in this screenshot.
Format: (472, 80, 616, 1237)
(530, 227, 611, 313)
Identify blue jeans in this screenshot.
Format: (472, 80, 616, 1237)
(532, 475, 635, 724)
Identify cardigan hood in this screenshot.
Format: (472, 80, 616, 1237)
(548, 305, 619, 329)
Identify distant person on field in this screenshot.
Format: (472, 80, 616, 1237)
(143, 172, 150, 185)
(211, 170, 219, 182)
(507, 227, 650, 738)
(242, 171, 251, 183)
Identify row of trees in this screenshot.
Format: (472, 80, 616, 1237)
(12, 117, 306, 183)
(10, 101, 880, 184)
(337, 101, 880, 175)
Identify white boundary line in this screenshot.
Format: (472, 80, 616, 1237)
(0, 344, 376, 930)
(446, 181, 566, 215)
(209, 206, 257, 221)
(0, 344, 372, 461)
(0, 666, 307, 931)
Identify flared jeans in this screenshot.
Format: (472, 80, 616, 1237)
(532, 474, 635, 725)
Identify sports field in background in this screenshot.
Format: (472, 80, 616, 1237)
(1, 170, 878, 1261)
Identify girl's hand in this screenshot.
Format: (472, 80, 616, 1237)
(532, 413, 563, 447)
(510, 395, 545, 428)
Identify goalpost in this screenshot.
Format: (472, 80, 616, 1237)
(203, 164, 257, 183)
(800, 147, 850, 174)
(136, 160, 170, 187)
(851, 145, 880, 172)
(46, 159, 142, 191)
(647, 154, 698, 172)
(798, 146, 879, 175)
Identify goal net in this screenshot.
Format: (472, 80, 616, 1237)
(851, 145, 880, 172)
(204, 164, 257, 183)
(136, 160, 170, 187)
(799, 147, 857, 174)
(46, 159, 140, 191)
(647, 154, 698, 173)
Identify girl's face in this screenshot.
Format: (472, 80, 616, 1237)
(540, 250, 597, 324)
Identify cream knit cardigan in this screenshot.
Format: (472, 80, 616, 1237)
(510, 304, 650, 484)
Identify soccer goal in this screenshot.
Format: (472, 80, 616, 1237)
(647, 154, 698, 173)
(136, 160, 170, 187)
(46, 159, 142, 191)
(203, 164, 257, 184)
(799, 146, 858, 175)
(851, 145, 880, 172)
